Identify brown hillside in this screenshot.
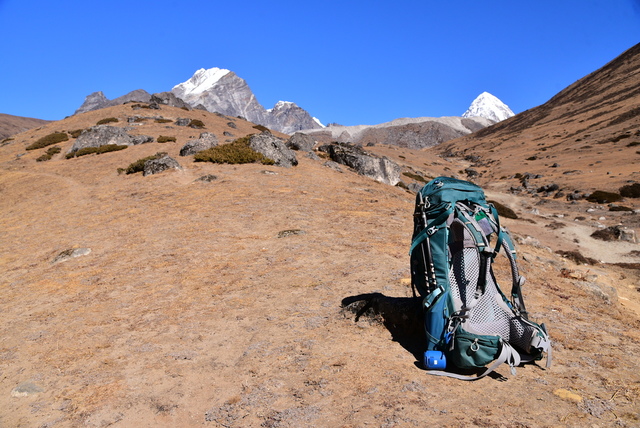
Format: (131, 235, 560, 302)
(1, 78, 640, 425)
(0, 113, 50, 141)
(437, 42, 640, 195)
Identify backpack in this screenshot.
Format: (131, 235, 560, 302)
(409, 176, 551, 380)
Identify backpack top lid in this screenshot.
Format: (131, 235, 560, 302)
(419, 176, 487, 207)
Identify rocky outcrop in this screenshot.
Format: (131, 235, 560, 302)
(143, 155, 181, 176)
(249, 132, 298, 168)
(286, 132, 316, 152)
(180, 132, 218, 156)
(265, 102, 322, 134)
(149, 92, 192, 110)
(74, 90, 152, 115)
(318, 142, 401, 185)
(69, 126, 134, 153)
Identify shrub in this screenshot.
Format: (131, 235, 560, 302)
(155, 118, 172, 124)
(252, 124, 270, 133)
(69, 129, 84, 138)
(555, 250, 598, 265)
(402, 171, 427, 183)
(1, 137, 14, 146)
(36, 146, 62, 162)
(157, 135, 177, 143)
(188, 119, 205, 129)
(627, 141, 640, 147)
(122, 152, 167, 174)
(66, 144, 128, 158)
(194, 137, 274, 165)
(26, 132, 69, 150)
(620, 182, 640, 198)
(97, 117, 119, 125)
(609, 205, 634, 212)
(488, 200, 518, 219)
(586, 190, 622, 203)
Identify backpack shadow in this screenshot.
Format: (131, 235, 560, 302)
(341, 293, 426, 362)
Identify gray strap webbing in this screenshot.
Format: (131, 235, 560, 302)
(426, 342, 521, 381)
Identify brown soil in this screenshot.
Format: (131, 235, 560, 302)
(1, 105, 640, 427)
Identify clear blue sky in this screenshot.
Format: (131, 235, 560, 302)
(0, 0, 638, 126)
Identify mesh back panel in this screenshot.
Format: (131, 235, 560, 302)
(448, 219, 533, 352)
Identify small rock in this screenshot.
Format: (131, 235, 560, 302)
(195, 174, 217, 182)
(53, 248, 91, 264)
(143, 155, 181, 176)
(11, 382, 44, 397)
(277, 229, 306, 238)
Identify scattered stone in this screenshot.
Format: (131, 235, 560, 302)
(195, 174, 218, 182)
(174, 118, 190, 127)
(566, 191, 585, 201)
(591, 225, 637, 243)
(278, 229, 306, 238)
(226, 121, 237, 129)
(323, 161, 343, 172)
(286, 133, 316, 152)
(143, 155, 181, 176)
(306, 151, 321, 161)
(223, 131, 234, 137)
(555, 250, 598, 265)
(249, 132, 298, 168)
(131, 135, 154, 145)
(262, 170, 277, 175)
(11, 382, 44, 397)
(150, 92, 191, 109)
(582, 281, 618, 304)
(52, 248, 91, 264)
(180, 132, 218, 156)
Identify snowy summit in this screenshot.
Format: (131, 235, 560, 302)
(171, 67, 231, 96)
(462, 92, 514, 122)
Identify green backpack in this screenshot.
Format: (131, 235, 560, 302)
(409, 177, 551, 380)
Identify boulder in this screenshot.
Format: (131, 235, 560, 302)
(180, 132, 218, 156)
(69, 125, 134, 153)
(150, 92, 191, 110)
(286, 132, 316, 152)
(249, 132, 298, 168)
(318, 142, 401, 186)
(131, 135, 154, 145)
(175, 118, 190, 127)
(143, 155, 181, 176)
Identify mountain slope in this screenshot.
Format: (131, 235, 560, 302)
(438, 42, 640, 194)
(0, 113, 50, 140)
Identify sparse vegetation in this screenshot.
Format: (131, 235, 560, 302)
(252, 124, 270, 133)
(194, 137, 274, 165)
(120, 152, 167, 174)
(188, 119, 205, 129)
(402, 171, 427, 183)
(157, 136, 177, 143)
(26, 132, 69, 150)
(1, 137, 14, 146)
(97, 117, 119, 125)
(66, 144, 128, 159)
(586, 190, 622, 203)
(130, 103, 152, 109)
(555, 250, 598, 265)
(620, 183, 640, 198)
(155, 118, 172, 124)
(627, 141, 640, 147)
(36, 146, 62, 162)
(69, 129, 84, 138)
(609, 205, 634, 212)
(488, 200, 518, 219)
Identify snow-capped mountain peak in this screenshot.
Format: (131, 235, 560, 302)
(267, 101, 297, 112)
(171, 67, 231, 97)
(462, 92, 514, 122)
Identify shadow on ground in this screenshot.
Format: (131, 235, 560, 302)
(341, 292, 426, 362)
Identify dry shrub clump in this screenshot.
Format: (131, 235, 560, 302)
(26, 132, 69, 150)
(488, 200, 518, 219)
(252, 124, 270, 133)
(619, 182, 640, 198)
(194, 137, 274, 165)
(69, 129, 84, 138)
(555, 250, 598, 265)
(402, 171, 428, 183)
(66, 144, 128, 159)
(36, 146, 62, 162)
(120, 152, 167, 174)
(586, 190, 622, 204)
(188, 119, 205, 129)
(155, 118, 172, 124)
(157, 136, 177, 143)
(96, 117, 119, 125)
